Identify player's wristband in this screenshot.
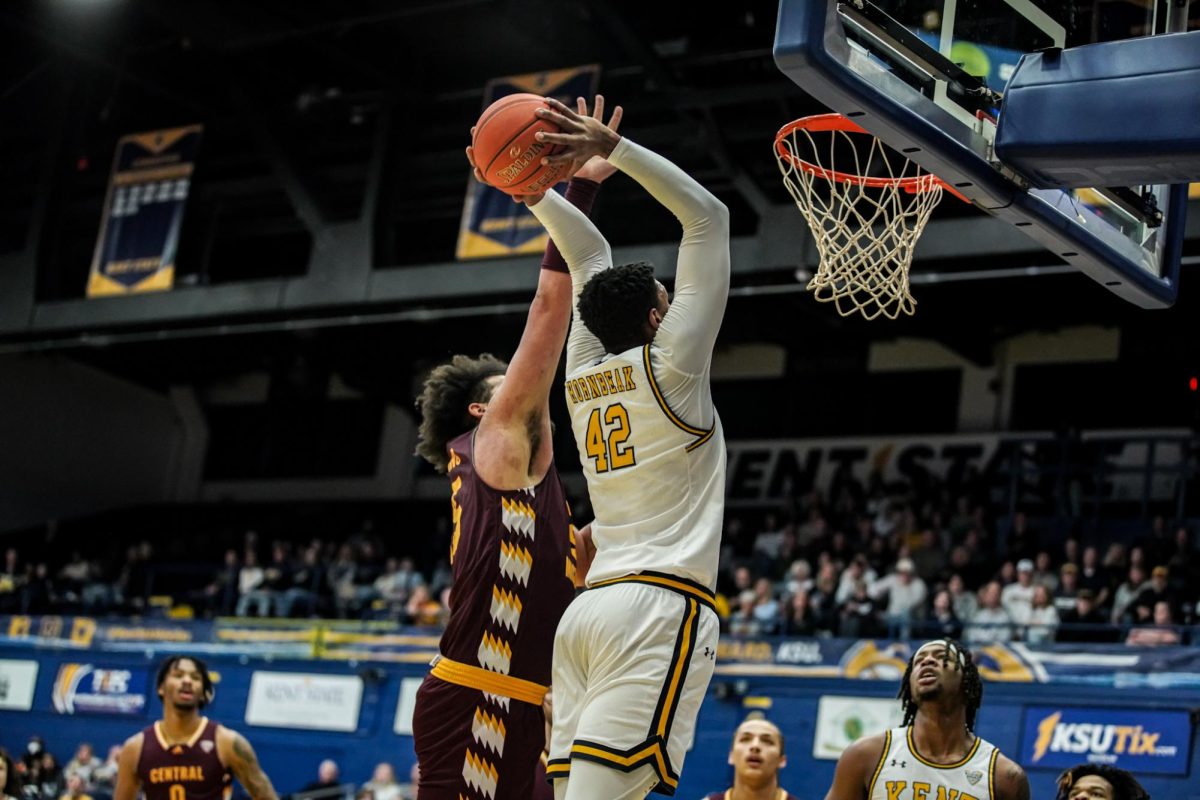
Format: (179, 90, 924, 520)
(541, 178, 601, 274)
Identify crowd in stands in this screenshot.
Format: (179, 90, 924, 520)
(0, 739, 417, 800)
(1, 476, 1198, 645)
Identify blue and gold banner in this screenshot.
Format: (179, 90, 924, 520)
(86, 125, 203, 297)
(456, 65, 599, 260)
(52, 662, 148, 716)
(1020, 706, 1192, 775)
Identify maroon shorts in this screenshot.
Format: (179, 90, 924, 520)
(413, 674, 547, 800)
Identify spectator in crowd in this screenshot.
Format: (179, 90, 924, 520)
(2, 749, 22, 800)
(197, 549, 241, 618)
(19, 738, 44, 779)
(910, 529, 946, 583)
(57, 776, 91, 800)
(1111, 564, 1148, 624)
(403, 585, 443, 626)
(1053, 564, 1081, 615)
(839, 579, 881, 638)
(835, 556, 875, 606)
(1126, 601, 1182, 646)
(235, 550, 267, 617)
(1102, 542, 1128, 586)
(1077, 546, 1110, 608)
(1058, 589, 1112, 643)
(278, 543, 323, 618)
(300, 760, 341, 798)
(27, 753, 63, 800)
(1032, 551, 1058, 592)
(362, 764, 401, 800)
(398, 764, 419, 800)
(1061, 537, 1081, 569)
(729, 589, 762, 637)
(750, 577, 781, 635)
(967, 580, 1014, 643)
(947, 573, 977, 623)
(1001, 559, 1037, 625)
(870, 558, 927, 640)
(1025, 585, 1060, 645)
(63, 745, 100, 791)
(90, 747, 120, 796)
(781, 589, 818, 636)
(0, 549, 22, 613)
(779, 559, 813, 599)
(1132, 566, 1176, 623)
(920, 588, 963, 641)
(20, 563, 55, 614)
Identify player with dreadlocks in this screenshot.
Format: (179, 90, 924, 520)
(824, 639, 1030, 800)
(1056, 764, 1150, 800)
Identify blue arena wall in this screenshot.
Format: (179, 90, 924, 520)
(2, 637, 1198, 800)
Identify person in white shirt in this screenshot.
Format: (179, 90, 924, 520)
(1000, 559, 1037, 625)
(967, 580, 1015, 643)
(1024, 585, 1060, 645)
(869, 558, 927, 640)
(526, 96, 730, 800)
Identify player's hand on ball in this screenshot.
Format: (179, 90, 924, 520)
(464, 129, 487, 185)
(535, 96, 622, 168)
(570, 96, 623, 184)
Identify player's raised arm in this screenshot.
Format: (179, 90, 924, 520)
(467, 100, 622, 488)
(217, 728, 279, 800)
(524, 97, 622, 373)
(112, 733, 144, 800)
(538, 97, 730, 374)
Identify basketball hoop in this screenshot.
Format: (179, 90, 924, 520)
(774, 114, 967, 320)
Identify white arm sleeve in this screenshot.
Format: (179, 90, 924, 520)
(606, 137, 731, 375)
(528, 190, 613, 373)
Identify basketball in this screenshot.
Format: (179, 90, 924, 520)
(471, 93, 569, 196)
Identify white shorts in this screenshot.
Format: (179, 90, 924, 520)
(547, 572, 720, 796)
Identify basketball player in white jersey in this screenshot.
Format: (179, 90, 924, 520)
(825, 639, 1030, 800)
(525, 97, 730, 800)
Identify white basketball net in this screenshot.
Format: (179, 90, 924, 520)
(775, 120, 947, 320)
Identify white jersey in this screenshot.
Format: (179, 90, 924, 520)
(870, 727, 1000, 800)
(531, 137, 730, 590)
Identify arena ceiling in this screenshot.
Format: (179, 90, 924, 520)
(0, 0, 1197, 391)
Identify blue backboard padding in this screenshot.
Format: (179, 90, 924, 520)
(772, 0, 1184, 308)
(995, 31, 1200, 189)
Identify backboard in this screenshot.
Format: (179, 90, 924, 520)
(774, 0, 1192, 308)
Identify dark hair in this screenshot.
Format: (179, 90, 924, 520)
(898, 638, 983, 731)
(1056, 764, 1150, 800)
(577, 263, 660, 355)
(414, 354, 508, 473)
(1, 747, 24, 798)
(156, 655, 215, 708)
(734, 713, 786, 756)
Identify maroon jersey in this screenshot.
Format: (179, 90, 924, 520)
(437, 429, 576, 685)
(137, 718, 231, 800)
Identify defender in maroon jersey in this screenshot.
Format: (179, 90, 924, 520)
(409, 98, 622, 800)
(702, 718, 802, 800)
(114, 655, 277, 800)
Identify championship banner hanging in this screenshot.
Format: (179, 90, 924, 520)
(456, 66, 599, 260)
(86, 125, 203, 297)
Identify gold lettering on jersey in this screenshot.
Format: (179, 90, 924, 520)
(885, 784, 974, 800)
(149, 766, 205, 783)
(566, 367, 637, 406)
(448, 449, 464, 565)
